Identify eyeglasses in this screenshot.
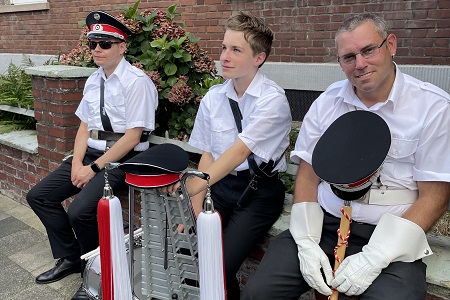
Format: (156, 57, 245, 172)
(337, 37, 388, 66)
(88, 40, 122, 50)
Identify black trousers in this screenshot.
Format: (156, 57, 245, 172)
(210, 172, 286, 300)
(27, 147, 128, 260)
(241, 211, 427, 300)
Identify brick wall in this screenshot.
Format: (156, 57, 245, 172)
(0, 66, 142, 225)
(0, 0, 449, 65)
(0, 70, 87, 209)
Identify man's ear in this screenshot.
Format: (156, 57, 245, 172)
(255, 52, 267, 68)
(120, 42, 127, 55)
(386, 33, 397, 57)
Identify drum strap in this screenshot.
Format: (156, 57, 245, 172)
(100, 78, 114, 132)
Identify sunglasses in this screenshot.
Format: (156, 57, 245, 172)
(88, 40, 122, 50)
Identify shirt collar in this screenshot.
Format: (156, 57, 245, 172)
(98, 57, 127, 81)
(336, 63, 404, 112)
(219, 70, 264, 100)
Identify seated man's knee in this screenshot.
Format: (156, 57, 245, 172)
(26, 188, 38, 207)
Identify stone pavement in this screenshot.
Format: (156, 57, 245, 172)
(0, 192, 317, 300)
(2, 192, 449, 300)
(0, 194, 80, 300)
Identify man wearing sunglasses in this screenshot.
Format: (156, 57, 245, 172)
(242, 13, 450, 300)
(26, 10, 158, 300)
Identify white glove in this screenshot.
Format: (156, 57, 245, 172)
(289, 202, 333, 296)
(331, 213, 432, 296)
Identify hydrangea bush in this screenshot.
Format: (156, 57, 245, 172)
(60, 1, 222, 139)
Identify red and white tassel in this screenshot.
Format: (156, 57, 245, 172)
(97, 167, 133, 300)
(197, 186, 226, 300)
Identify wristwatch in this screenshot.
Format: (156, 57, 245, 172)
(89, 161, 101, 173)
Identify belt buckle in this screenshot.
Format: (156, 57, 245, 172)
(354, 192, 370, 204)
(249, 176, 259, 190)
(90, 130, 99, 140)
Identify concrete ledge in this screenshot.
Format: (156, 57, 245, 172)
(25, 65, 96, 78)
(424, 235, 450, 289)
(0, 129, 37, 153)
(0, 53, 56, 74)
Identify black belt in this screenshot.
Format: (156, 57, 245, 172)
(229, 169, 251, 177)
(90, 130, 150, 143)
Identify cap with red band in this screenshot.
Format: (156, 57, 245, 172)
(86, 11, 132, 41)
(312, 110, 391, 201)
(119, 143, 190, 189)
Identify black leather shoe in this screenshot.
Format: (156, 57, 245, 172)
(71, 285, 90, 300)
(35, 258, 81, 284)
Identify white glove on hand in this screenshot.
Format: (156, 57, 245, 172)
(289, 202, 333, 296)
(331, 213, 432, 296)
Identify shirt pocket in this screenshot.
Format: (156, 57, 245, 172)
(211, 118, 237, 154)
(107, 88, 126, 126)
(84, 94, 99, 119)
(384, 138, 418, 179)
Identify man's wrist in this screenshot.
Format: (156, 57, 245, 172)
(89, 161, 101, 173)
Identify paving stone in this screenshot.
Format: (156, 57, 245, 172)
(8, 204, 47, 234)
(0, 211, 8, 221)
(0, 256, 37, 300)
(0, 225, 46, 257)
(0, 216, 30, 239)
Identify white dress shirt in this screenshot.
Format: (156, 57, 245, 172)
(189, 71, 292, 172)
(291, 64, 450, 225)
(75, 57, 158, 151)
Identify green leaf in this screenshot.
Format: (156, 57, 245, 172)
(178, 64, 190, 75)
(177, 36, 187, 46)
(140, 40, 150, 52)
(164, 63, 177, 76)
(123, 0, 141, 18)
(167, 4, 177, 16)
(166, 76, 178, 86)
(172, 52, 183, 59)
(182, 52, 192, 62)
(150, 40, 163, 49)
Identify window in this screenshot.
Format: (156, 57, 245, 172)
(10, 0, 47, 4)
(0, 0, 49, 13)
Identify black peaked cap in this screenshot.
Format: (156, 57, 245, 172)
(85, 10, 132, 41)
(312, 110, 391, 201)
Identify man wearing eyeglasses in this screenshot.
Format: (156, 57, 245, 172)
(26, 10, 158, 300)
(242, 13, 450, 300)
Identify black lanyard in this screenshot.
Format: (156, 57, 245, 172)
(228, 98, 258, 178)
(100, 78, 113, 132)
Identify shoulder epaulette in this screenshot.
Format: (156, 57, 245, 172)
(419, 82, 450, 102)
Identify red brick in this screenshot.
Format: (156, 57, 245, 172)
(53, 115, 80, 127)
(52, 91, 84, 102)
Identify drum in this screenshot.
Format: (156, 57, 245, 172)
(82, 246, 143, 300)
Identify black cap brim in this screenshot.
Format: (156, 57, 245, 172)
(119, 143, 189, 175)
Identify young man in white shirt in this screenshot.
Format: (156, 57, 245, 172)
(164, 12, 292, 299)
(27, 11, 158, 300)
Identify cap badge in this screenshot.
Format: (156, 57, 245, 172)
(94, 13, 100, 20)
(93, 24, 103, 32)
